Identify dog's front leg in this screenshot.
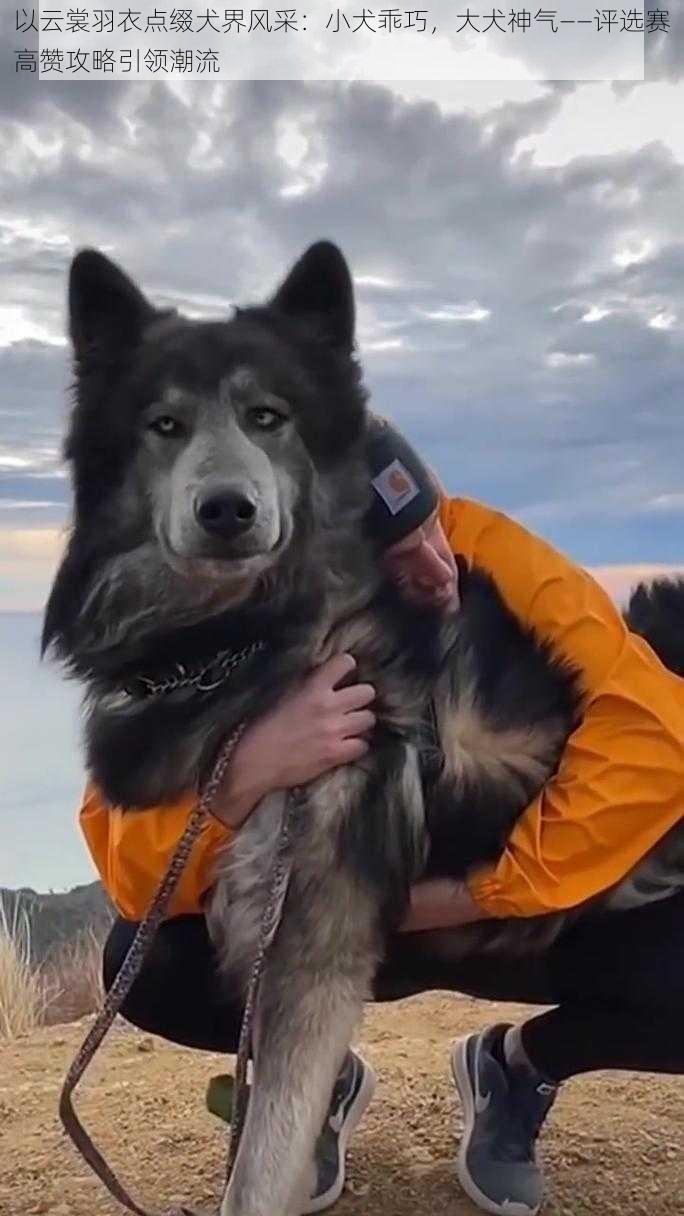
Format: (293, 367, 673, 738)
(220, 870, 378, 1216)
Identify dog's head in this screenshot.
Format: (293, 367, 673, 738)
(43, 242, 369, 663)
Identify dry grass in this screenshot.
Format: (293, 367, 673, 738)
(44, 925, 107, 1025)
(0, 895, 50, 1038)
(0, 894, 110, 1035)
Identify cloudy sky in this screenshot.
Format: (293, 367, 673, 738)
(1, 30, 683, 888)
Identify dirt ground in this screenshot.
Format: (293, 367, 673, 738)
(1, 993, 682, 1216)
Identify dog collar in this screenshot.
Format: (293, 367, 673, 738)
(104, 639, 267, 707)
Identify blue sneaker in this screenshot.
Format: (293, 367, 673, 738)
(303, 1049, 376, 1214)
(450, 1023, 558, 1216)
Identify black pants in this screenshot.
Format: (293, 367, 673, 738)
(103, 891, 684, 1083)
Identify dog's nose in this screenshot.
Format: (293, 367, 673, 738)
(194, 488, 258, 539)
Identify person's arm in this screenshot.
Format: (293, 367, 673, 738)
(436, 497, 684, 919)
(81, 654, 376, 921)
(80, 781, 234, 921)
(399, 875, 490, 932)
(466, 635, 684, 916)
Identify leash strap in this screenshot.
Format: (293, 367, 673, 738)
(59, 722, 250, 1216)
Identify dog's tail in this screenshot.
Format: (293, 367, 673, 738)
(624, 576, 684, 677)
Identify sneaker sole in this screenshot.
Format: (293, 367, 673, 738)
(451, 1038, 540, 1216)
(302, 1057, 377, 1215)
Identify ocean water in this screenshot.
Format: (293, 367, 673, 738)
(0, 611, 96, 891)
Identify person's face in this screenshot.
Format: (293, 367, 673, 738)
(380, 508, 459, 612)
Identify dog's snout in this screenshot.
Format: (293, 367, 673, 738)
(194, 487, 258, 539)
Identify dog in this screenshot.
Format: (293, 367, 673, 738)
(625, 577, 684, 677)
(43, 241, 684, 1216)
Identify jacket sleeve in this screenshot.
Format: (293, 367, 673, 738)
(79, 780, 234, 921)
(439, 497, 684, 918)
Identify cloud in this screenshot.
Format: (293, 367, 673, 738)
(0, 77, 683, 612)
(646, 21, 684, 83)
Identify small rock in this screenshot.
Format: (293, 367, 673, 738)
(137, 1037, 155, 1053)
(345, 1180, 370, 1197)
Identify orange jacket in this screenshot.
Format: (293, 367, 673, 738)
(79, 497, 684, 921)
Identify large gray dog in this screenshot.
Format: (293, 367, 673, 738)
(43, 241, 684, 1216)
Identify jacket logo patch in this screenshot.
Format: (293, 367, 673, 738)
(371, 459, 419, 516)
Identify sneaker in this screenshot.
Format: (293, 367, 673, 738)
(450, 1023, 558, 1216)
(206, 1050, 376, 1215)
(303, 1049, 376, 1214)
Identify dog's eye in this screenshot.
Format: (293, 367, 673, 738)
(149, 415, 183, 438)
(248, 407, 286, 432)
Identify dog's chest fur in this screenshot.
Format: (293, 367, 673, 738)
(208, 564, 583, 982)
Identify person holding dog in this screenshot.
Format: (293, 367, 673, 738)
(84, 418, 684, 1216)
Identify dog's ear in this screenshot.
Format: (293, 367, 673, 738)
(270, 241, 355, 353)
(68, 249, 156, 364)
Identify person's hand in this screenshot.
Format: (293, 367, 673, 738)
(211, 653, 376, 829)
(398, 877, 490, 932)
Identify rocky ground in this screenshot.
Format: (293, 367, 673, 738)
(1, 992, 682, 1216)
